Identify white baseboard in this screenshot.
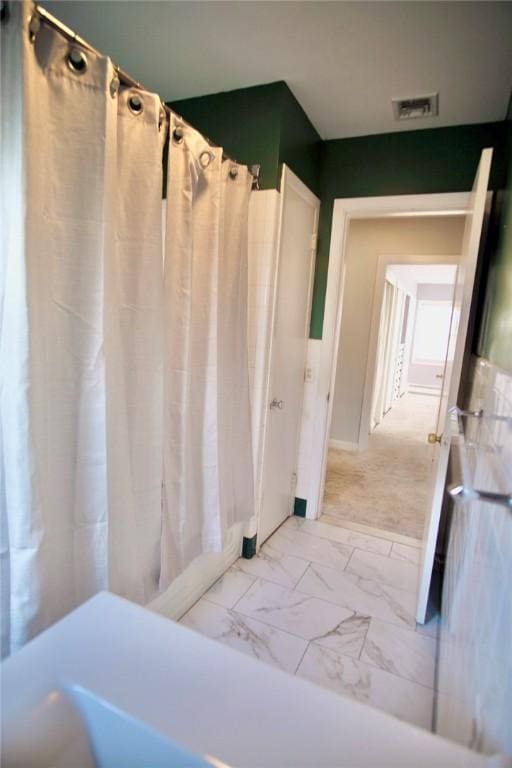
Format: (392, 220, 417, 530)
(328, 438, 360, 452)
(148, 523, 243, 622)
(408, 385, 442, 396)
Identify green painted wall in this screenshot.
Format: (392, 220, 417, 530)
(477, 106, 512, 372)
(277, 84, 321, 194)
(168, 82, 282, 190)
(168, 81, 321, 193)
(312, 121, 509, 338)
(169, 80, 510, 358)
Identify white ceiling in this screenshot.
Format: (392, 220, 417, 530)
(389, 264, 457, 286)
(43, 1, 512, 140)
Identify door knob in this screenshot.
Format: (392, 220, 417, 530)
(270, 398, 284, 410)
(427, 432, 442, 444)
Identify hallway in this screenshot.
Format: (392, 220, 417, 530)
(323, 393, 439, 539)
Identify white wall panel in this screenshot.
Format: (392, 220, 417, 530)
(436, 357, 512, 756)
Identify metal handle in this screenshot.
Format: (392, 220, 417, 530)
(448, 406, 512, 511)
(427, 432, 442, 444)
(449, 484, 512, 509)
(270, 398, 284, 411)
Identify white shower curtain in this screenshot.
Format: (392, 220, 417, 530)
(161, 116, 254, 586)
(1, 4, 164, 655)
(105, 86, 166, 604)
(1, 2, 254, 655)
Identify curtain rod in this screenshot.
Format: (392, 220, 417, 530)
(32, 4, 260, 187)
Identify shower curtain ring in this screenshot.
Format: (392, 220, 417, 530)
(229, 165, 239, 179)
(128, 92, 144, 115)
(200, 151, 214, 169)
(28, 11, 40, 42)
(110, 75, 120, 98)
(67, 47, 88, 74)
(173, 125, 184, 144)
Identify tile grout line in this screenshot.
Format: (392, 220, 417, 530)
(291, 519, 396, 553)
(204, 534, 419, 648)
(314, 633, 437, 694)
(357, 616, 372, 660)
(220, 572, 259, 613)
(300, 644, 437, 701)
(195, 576, 321, 647)
(368, 613, 438, 637)
(354, 651, 437, 692)
(230, 571, 377, 648)
(293, 639, 311, 675)
(261, 540, 354, 570)
(343, 548, 357, 573)
(193, 562, 434, 696)
(229, 574, 287, 609)
(293, 564, 417, 625)
(356, 622, 437, 690)
(231, 592, 369, 650)
(234, 563, 309, 593)
(342, 547, 420, 592)
(249, 533, 358, 580)
(229, 603, 317, 646)
(320, 516, 423, 549)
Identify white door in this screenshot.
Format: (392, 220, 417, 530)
(416, 148, 492, 622)
(258, 167, 319, 545)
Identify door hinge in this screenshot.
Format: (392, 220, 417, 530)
(311, 233, 317, 251)
(326, 391, 330, 403)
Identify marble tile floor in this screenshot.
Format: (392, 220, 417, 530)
(180, 515, 439, 731)
(323, 393, 439, 539)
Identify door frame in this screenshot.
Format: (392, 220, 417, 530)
(363, 253, 459, 441)
(307, 192, 470, 525)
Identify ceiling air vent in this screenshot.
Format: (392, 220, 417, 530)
(392, 93, 439, 121)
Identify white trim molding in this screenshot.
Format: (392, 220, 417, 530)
(328, 439, 360, 452)
(359, 252, 459, 451)
(306, 192, 470, 522)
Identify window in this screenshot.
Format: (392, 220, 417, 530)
(412, 300, 452, 363)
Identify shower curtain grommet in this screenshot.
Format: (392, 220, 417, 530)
(128, 92, 144, 115)
(110, 75, 120, 98)
(2, 8, 168, 654)
(28, 12, 40, 42)
(161, 125, 254, 588)
(200, 150, 214, 168)
(172, 125, 184, 143)
(2, 3, 254, 653)
(229, 165, 238, 179)
(67, 47, 88, 74)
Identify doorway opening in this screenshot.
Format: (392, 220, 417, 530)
(323, 262, 458, 541)
(302, 152, 491, 626)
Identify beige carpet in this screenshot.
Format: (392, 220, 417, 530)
(322, 393, 438, 539)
